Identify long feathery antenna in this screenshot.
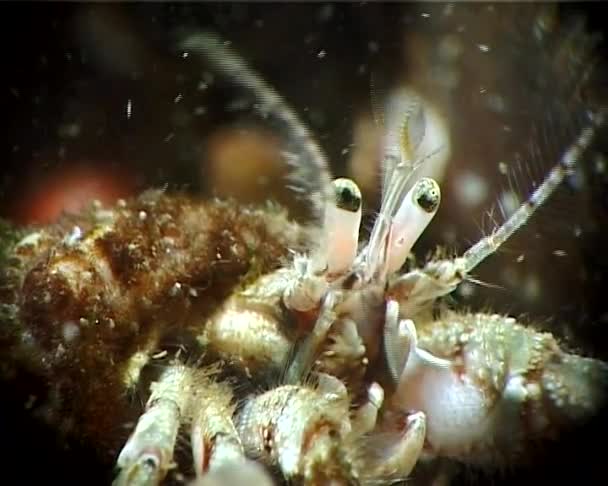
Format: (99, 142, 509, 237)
(463, 109, 605, 274)
(362, 89, 435, 279)
(179, 32, 333, 221)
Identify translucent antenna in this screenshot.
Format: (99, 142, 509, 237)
(463, 110, 605, 274)
(180, 32, 333, 221)
(361, 90, 428, 280)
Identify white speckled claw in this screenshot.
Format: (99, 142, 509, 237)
(391, 312, 608, 466)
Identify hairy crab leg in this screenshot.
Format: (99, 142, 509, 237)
(189, 374, 245, 477)
(115, 366, 191, 486)
(236, 383, 353, 484)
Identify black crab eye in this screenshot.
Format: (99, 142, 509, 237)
(332, 178, 362, 213)
(412, 177, 440, 213)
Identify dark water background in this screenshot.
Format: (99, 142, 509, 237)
(1, 3, 607, 484)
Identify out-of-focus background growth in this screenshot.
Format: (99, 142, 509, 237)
(1, 2, 607, 484)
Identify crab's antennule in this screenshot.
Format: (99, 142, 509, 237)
(362, 91, 427, 280)
(387, 177, 441, 274)
(382, 88, 426, 186)
(179, 32, 333, 221)
(462, 109, 605, 274)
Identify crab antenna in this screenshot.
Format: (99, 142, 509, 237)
(317, 178, 363, 275)
(463, 110, 605, 274)
(180, 32, 333, 221)
(362, 90, 427, 279)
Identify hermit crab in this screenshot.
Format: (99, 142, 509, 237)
(1, 15, 607, 486)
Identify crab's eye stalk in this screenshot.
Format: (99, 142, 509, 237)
(321, 178, 362, 275)
(387, 177, 440, 274)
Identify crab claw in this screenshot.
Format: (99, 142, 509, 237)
(355, 411, 427, 482)
(391, 312, 608, 466)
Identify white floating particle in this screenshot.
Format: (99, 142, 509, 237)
(62, 321, 80, 343)
(139, 210, 147, 221)
(58, 123, 81, 138)
(498, 161, 508, 175)
(64, 226, 83, 247)
(477, 44, 491, 52)
(523, 273, 541, 301)
(553, 249, 567, 257)
(174, 94, 183, 103)
(126, 99, 132, 119)
(458, 281, 475, 299)
(318, 4, 334, 22)
(453, 171, 489, 208)
(182, 51, 189, 58)
(170, 282, 182, 297)
(317, 49, 326, 59)
(594, 155, 606, 174)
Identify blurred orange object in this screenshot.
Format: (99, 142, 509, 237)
(205, 126, 286, 204)
(12, 164, 137, 225)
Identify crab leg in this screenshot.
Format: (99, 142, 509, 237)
(236, 384, 353, 484)
(190, 375, 245, 477)
(114, 366, 191, 486)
